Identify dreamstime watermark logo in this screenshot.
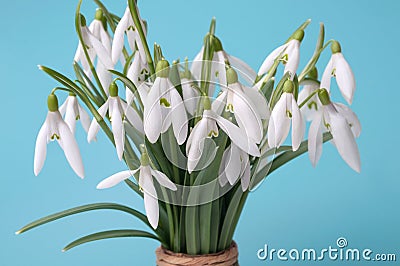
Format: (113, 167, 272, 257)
(257, 237, 397, 262)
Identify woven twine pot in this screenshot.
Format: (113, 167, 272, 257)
(155, 241, 239, 266)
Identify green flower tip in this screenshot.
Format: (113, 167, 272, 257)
(331, 41, 342, 54)
(69, 91, 77, 97)
(47, 94, 59, 112)
(80, 14, 87, 27)
(226, 67, 238, 85)
(308, 67, 318, 79)
(292, 29, 305, 42)
(213, 36, 223, 52)
(203, 96, 212, 110)
(109, 82, 118, 97)
(156, 59, 170, 78)
(318, 89, 331, 105)
(95, 8, 103, 21)
(283, 80, 294, 93)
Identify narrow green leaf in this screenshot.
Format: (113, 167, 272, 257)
(16, 203, 151, 235)
(62, 229, 159, 252)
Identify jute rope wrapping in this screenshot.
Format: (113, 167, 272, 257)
(156, 242, 239, 266)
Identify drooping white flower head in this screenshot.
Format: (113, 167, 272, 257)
(87, 82, 143, 160)
(87, 9, 113, 92)
(258, 30, 304, 79)
(126, 50, 150, 104)
(97, 149, 177, 229)
(320, 41, 356, 105)
(186, 101, 260, 173)
(59, 94, 91, 135)
(191, 35, 257, 95)
(180, 70, 200, 116)
(308, 89, 361, 172)
(268, 80, 305, 151)
(212, 68, 268, 144)
(112, 5, 147, 65)
(34, 94, 84, 178)
(218, 143, 251, 191)
(74, 15, 113, 80)
(297, 68, 321, 121)
(143, 60, 188, 145)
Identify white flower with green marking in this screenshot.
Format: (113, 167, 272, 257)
(321, 41, 356, 105)
(308, 89, 361, 172)
(268, 80, 305, 151)
(97, 148, 177, 229)
(34, 94, 84, 178)
(59, 94, 91, 135)
(87, 82, 143, 160)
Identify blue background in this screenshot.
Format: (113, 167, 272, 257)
(2, 0, 399, 265)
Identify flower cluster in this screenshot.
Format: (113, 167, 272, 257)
(33, 2, 360, 232)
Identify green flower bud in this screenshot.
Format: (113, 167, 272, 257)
(140, 152, 150, 166)
(156, 59, 170, 78)
(331, 41, 342, 54)
(291, 29, 305, 42)
(213, 36, 223, 52)
(226, 67, 238, 85)
(95, 8, 103, 21)
(80, 14, 87, 27)
(109, 82, 118, 97)
(318, 89, 331, 105)
(47, 94, 59, 112)
(308, 67, 318, 80)
(283, 80, 294, 93)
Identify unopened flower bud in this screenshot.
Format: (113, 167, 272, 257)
(331, 41, 342, 54)
(156, 59, 170, 78)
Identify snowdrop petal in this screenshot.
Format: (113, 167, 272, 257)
(88, 100, 109, 142)
(78, 105, 91, 133)
(225, 145, 242, 185)
(59, 97, 69, 116)
(291, 96, 305, 151)
(141, 167, 159, 229)
(151, 169, 177, 191)
(268, 94, 291, 147)
(144, 79, 162, 143)
(212, 90, 228, 115)
(320, 57, 334, 91)
(65, 97, 78, 134)
(334, 103, 361, 138)
(190, 47, 204, 80)
(88, 32, 113, 69)
(58, 117, 85, 178)
(121, 101, 144, 134)
(187, 119, 208, 172)
(218, 149, 229, 187)
(210, 111, 260, 157)
(329, 109, 361, 172)
(181, 79, 199, 115)
(308, 112, 324, 167)
(170, 89, 188, 145)
(112, 9, 129, 64)
(258, 43, 287, 76)
(97, 61, 112, 93)
(334, 53, 356, 104)
(33, 119, 48, 176)
(110, 99, 125, 160)
(97, 170, 137, 189)
(284, 40, 300, 76)
(245, 86, 270, 119)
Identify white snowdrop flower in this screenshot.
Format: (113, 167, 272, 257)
(74, 15, 113, 79)
(180, 73, 200, 116)
(258, 30, 304, 78)
(97, 149, 177, 229)
(59, 93, 91, 135)
(191, 35, 257, 95)
(144, 60, 188, 145)
(268, 80, 305, 151)
(88, 9, 113, 92)
(218, 144, 251, 191)
(126, 50, 150, 104)
(298, 68, 321, 121)
(87, 83, 143, 160)
(308, 89, 361, 172)
(212, 68, 267, 143)
(112, 6, 147, 65)
(321, 41, 356, 105)
(34, 94, 84, 178)
(186, 98, 260, 173)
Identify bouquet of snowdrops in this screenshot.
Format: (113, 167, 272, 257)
(17, 0, 361, 260)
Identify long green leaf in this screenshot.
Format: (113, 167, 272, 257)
(62, 229, 159, 252)
(16, 203, 151, 235)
